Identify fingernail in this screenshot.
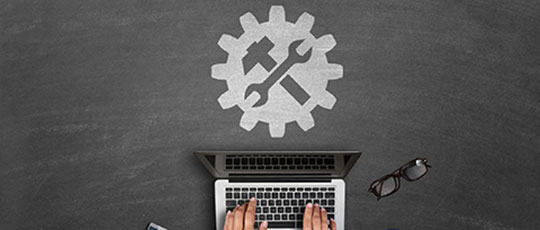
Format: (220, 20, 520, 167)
(262, 221, 268, 227)
(227, 210, 231, 214)
(331, 218, 335, 222)
(307, 203, 313, 208)
(250, 197, 256, 201)
(314, 203, 320, 207)
(321, 207, 326, 211)
(236, 204, 240, 207)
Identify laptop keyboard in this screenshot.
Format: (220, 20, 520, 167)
(224, 154, 335, 171)
(225, 186, 336, 229)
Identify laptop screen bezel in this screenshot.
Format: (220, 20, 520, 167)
(193, 151, 362, 179)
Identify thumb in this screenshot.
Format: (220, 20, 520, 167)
(330, 218, 337, 230)
(258, 221, 268, 230)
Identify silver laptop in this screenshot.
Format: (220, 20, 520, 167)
(194, 151, 361, 230)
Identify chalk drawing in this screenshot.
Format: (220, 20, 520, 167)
(212, 6, 343, 138)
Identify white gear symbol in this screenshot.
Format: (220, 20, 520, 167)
(212, 5, 343, 138)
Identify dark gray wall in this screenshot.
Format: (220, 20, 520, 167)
(1, 0, 539, 229)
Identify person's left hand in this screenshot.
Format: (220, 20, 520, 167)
(224, 197, 267, 230)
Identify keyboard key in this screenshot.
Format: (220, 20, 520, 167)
(317, 192, 324, 198)
(226, 200, 236, 206)
(226, 193, 232, 199)
(282, 214, 288, 220)
(276, 200, 282, 206)
(329, 200, 335, 205)
(261, 200, 267, 206)
(263, 207, 269, 213)
(285, 207, 292, 213)
(267, 222, 295, 228)
(325, 193, 335, 198)
(234, 193, 240, 199)
(267, 215, 273, 220)
(326, 207, 334, 212)
(278, 207, 284, 213)
(269, 200, 275, 206)
(289, 214, 295, 220)
(270, 207, 276, 213)
(275, 215, 280, 220)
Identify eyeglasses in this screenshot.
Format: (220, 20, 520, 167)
(368, 158, 431, 200)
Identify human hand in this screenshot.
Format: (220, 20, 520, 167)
(303, 203, 337, 230)
(224, 197, 268, 230)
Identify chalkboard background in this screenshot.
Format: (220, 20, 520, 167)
(1, 0, 539, 229)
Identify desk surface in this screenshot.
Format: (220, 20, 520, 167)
(1, 0, 540, 229)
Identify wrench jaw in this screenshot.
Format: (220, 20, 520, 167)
(244, 84, 265, 108)
(289, 39, 313, 63)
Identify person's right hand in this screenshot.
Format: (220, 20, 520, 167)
(303, 203, 337, 230)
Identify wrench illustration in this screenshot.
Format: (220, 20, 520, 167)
(244, 39, 312, 107)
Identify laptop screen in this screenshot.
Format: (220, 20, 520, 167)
(194, 151, 361, 178)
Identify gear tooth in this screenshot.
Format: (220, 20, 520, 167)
(239, 12, 259, 32)
(269, 5, 286, 23)
(297, 113, 315, 131)
(269, 122, 286, 138)
(211, 63, 231, 80)
(239, 112, 258, 131)
(321, 64, 343, 80)
(316, 34, 337, 52)
(318, 91, 337, 109)
(295, 12, 315, 31)
(217, 91, 238, 109)
(218, 34, 239, 53)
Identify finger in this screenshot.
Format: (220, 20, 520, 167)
(244, 198, 257, 230)
(321, 207, 328, 230)
(330, 218, 337, 230)
(233, 204, 247, 230)
(224, 210, 234, 230)
(303, 203, 313, 230)
(258, 221, 268, 230)
(312, 204, 321, 230)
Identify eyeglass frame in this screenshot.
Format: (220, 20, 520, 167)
(368, 158, 431, 200)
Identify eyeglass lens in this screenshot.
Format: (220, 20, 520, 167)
(403, 160, 428, 181)
(378, 177, 398, 196)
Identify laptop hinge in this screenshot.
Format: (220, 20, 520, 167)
(228, 178, 333, 183)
